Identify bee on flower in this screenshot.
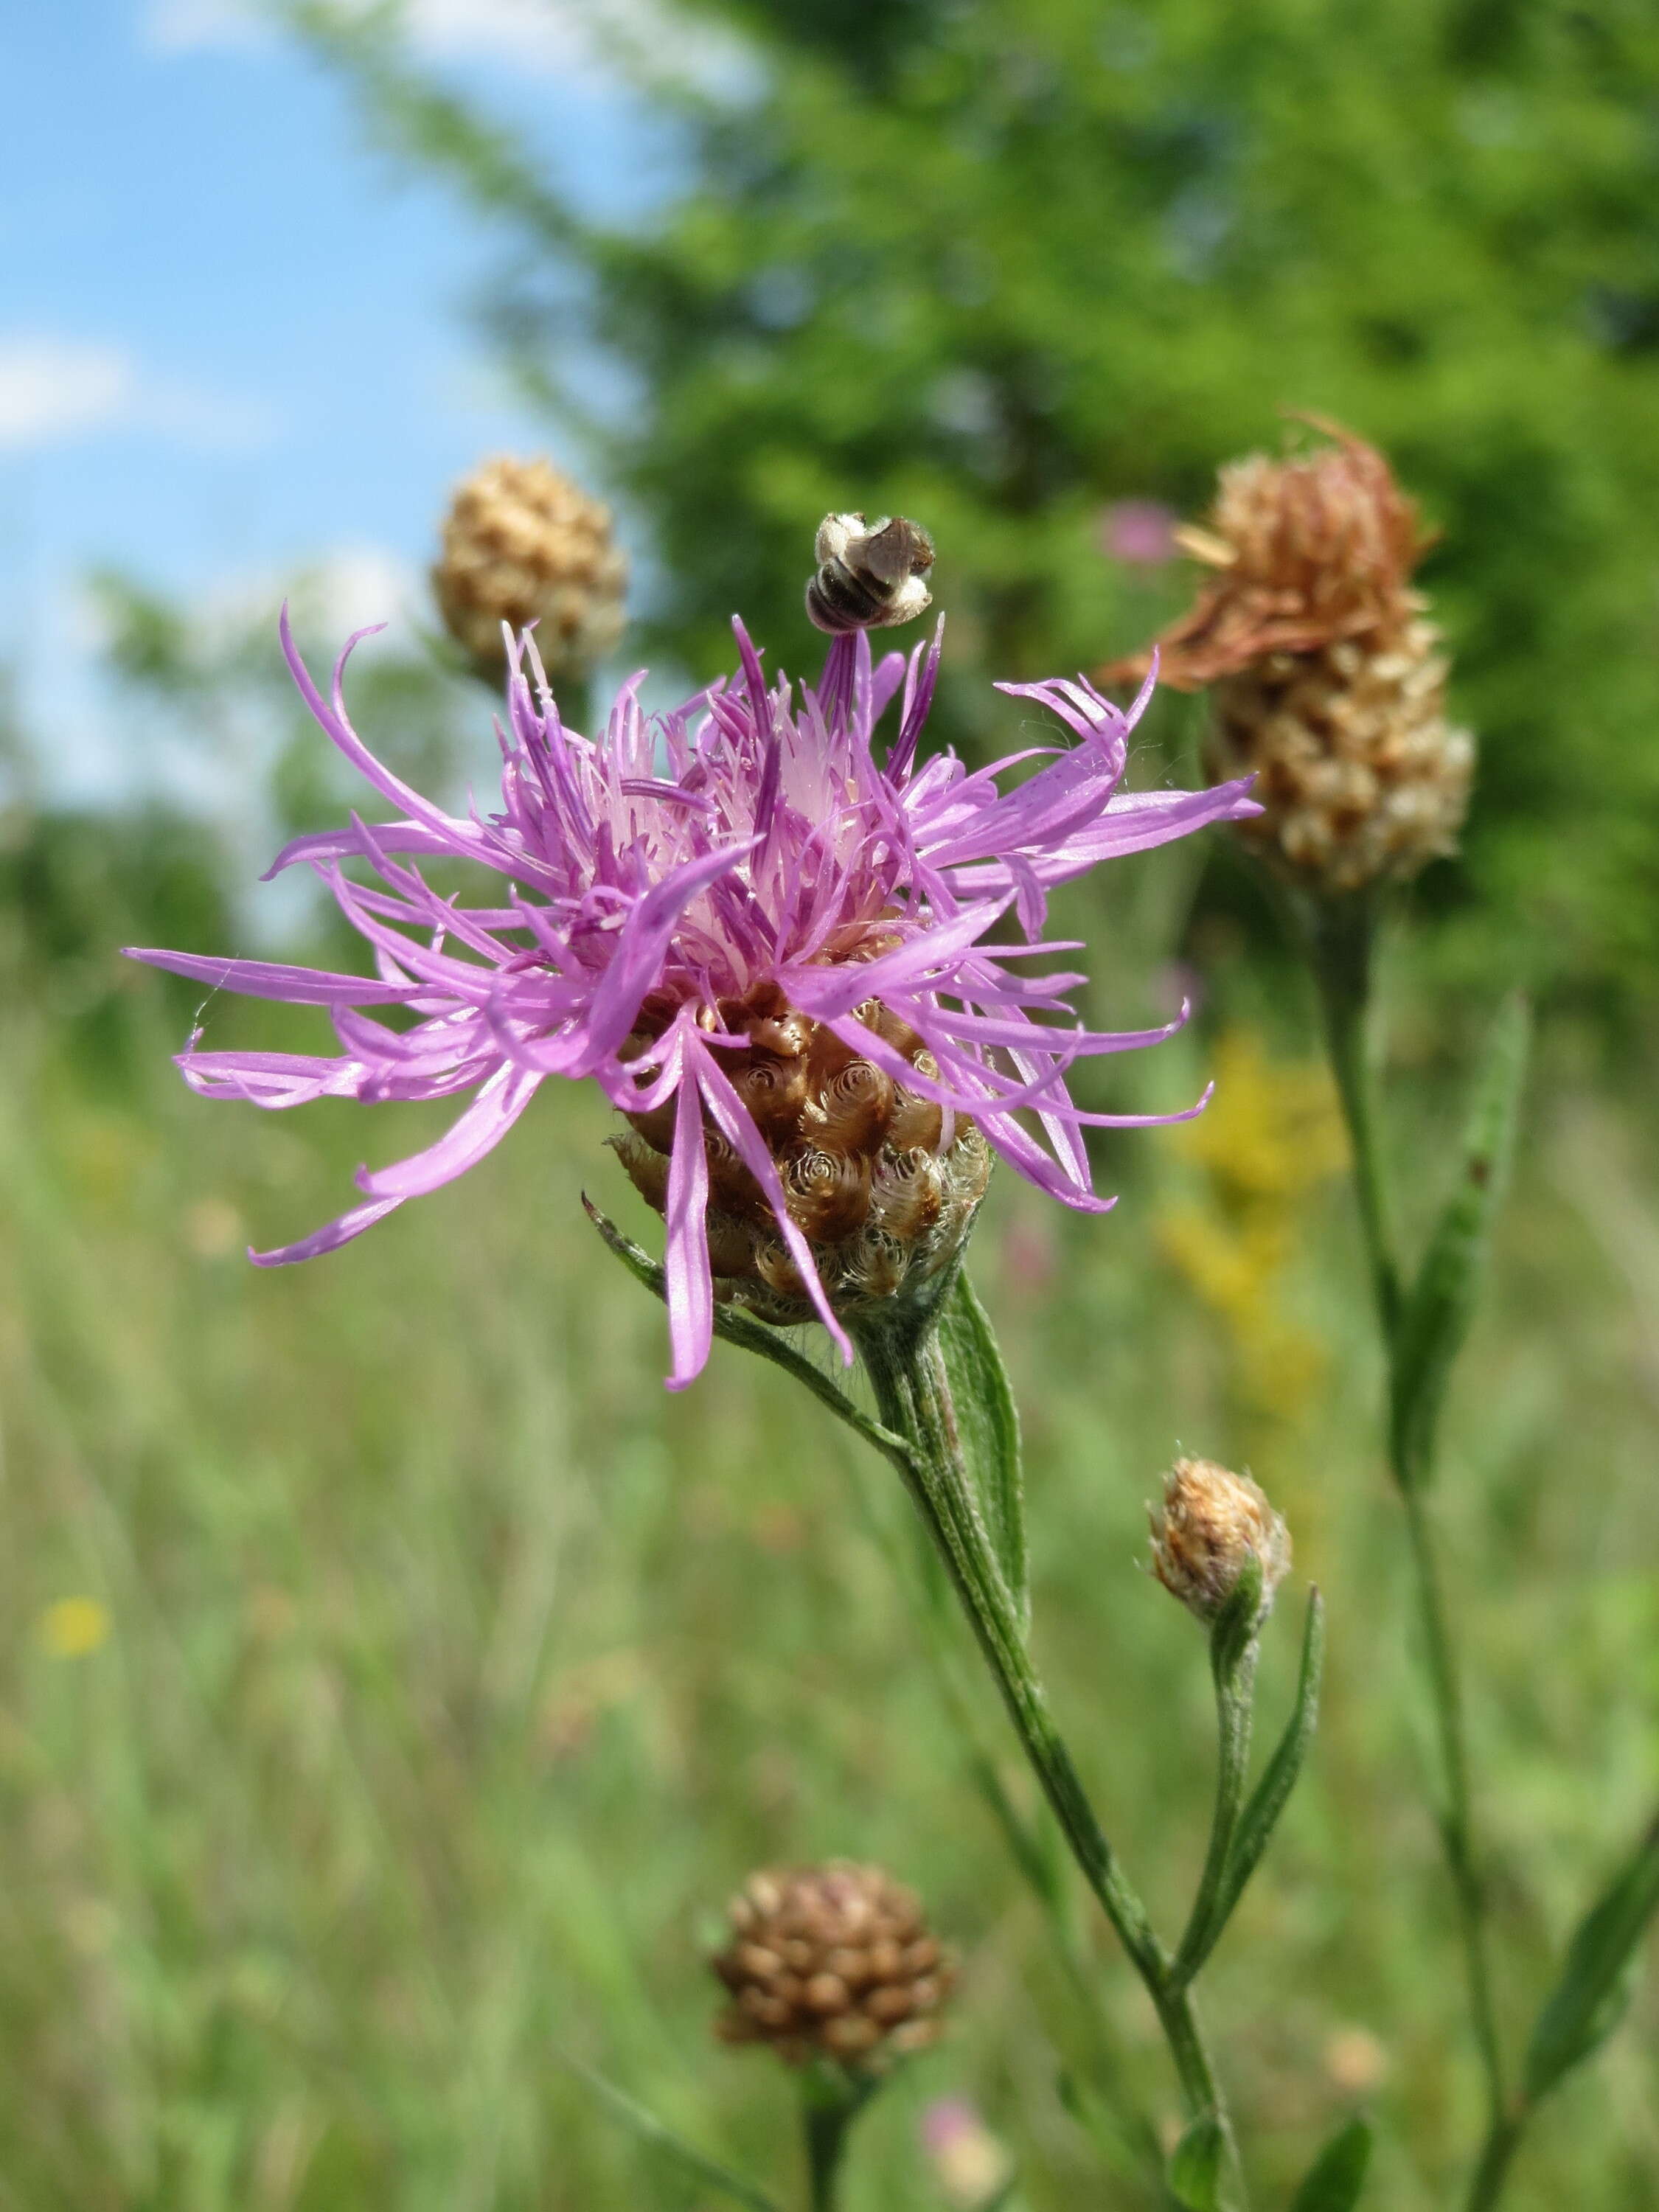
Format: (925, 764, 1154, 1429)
(128, 514, 1258, 1388)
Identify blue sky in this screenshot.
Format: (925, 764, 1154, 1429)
(1, 0, 700, 797)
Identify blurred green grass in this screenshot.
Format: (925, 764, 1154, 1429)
(1, 906, 1656, 2211)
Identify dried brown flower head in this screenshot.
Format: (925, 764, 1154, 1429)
(1102, 422, 1474, 894)
(433, 454, 627, 681)
(712, 1862, 953, 2069)
(1148, 1456, 1291, 1627)
(612, 983, 990, 1330)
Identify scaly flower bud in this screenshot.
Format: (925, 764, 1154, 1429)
(712, 1862, 953, 2070)
(1103, 423, 1473, 895)
(433, 453, 627, 681)
(611, 985, 990, 1331)
(1148, 1456, 1290, 1627)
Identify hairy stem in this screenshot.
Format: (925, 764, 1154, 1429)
(858, 1321, 1246, 2202)
(1170, 1635, 1258, 1992)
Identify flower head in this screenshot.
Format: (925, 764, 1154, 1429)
(712, 1861, 953, 2069)
(1147, 1456, 1291, 1627)
(433, 453, 627, 682)
(1102, 422, 1474, 894)
(128, 600, 1255, 1387)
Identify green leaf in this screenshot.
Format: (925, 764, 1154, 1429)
(1289, 2116, 1374, 2211)
(937, 1269, 1029, 1631)
(1210, 1590, 1325, 1933)
(1166, 2115, 1225, 2210)
(560, 2057, 785, 2211)
(1390, 995, 1530, 1489)
(1167, 1559, 1267, 1993)
(1523, 1812, 1659, 2104)
(582, 1196, 917, 1481)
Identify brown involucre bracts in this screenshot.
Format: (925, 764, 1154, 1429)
(612, 981, 990, 1329)
(1148, 1456, 1291, 1627)
(1102, 422, 1473, 895)
(712, 1862, 954, 2068)
(433, 454, 628, 681)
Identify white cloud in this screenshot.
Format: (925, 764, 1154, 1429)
(145, 0, 271, 49)
(202, 543, 423, 644)
(145, 0, 755, 96)
(0, 338, 134, 446)
(72, 543, 421, 664)
(0, 335, 278, 453)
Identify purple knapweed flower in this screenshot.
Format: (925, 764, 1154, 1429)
(127, 610, 1256, 1388)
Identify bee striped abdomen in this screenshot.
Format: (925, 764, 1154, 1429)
(805, 512, 936, 634)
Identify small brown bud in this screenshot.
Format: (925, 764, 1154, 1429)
(1102, 422, 1473, 894)
(433, 453, 627, 683)
(710, 1863, 953, 2071)
(1148, 1456, 1290, 1627)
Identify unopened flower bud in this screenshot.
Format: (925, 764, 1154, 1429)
(433, 453, 627, 682)
(1103, 423, 1473, 895)
(1148, 1457, 1290, 1627)
(711, 1862, 954, 2070)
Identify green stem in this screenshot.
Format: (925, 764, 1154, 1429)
(799, 2070, 875, 2212)
(1403, 1486, 1508, 2127)
(1464, 2107, 1527, 2212)
(960, 1721, 1166, 2188)
(1306, 899, 1509, 2143)
(1307, 894, 1401, 1343)
(914, 1570, 1164, 2189)
(858, 1321, 1246, 2203)
(803, 2096, 850, 2212)
(1170, 1632, 1259, 1992)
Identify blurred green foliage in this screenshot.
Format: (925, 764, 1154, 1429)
(293, 0, 1659, 1009)
(3, 907, 1658, 2208)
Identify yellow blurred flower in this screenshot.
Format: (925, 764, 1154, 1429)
(1172, 1029, 1348, 1196)
(38, 1597, 111, 1659)
(184, 1197, 246, 1260)
(1160, 1029, 1346, 1427)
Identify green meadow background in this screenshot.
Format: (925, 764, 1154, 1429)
(5, 1, 1659, 2205)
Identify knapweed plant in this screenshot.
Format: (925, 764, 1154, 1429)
(1115, 422, 1659, 2209)
(126, 484, 1655, 2211)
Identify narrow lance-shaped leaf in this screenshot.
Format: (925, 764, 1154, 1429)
(1390, 994, 1530, 1489)
(1523, 1810, 1659, 2104)
(560, 2058, 785, 2212)
(1166, 2114, 1225, 2211)
(1289, 2116, 1374, 2211)
(937, 1267, 1029, 1632)
(1208, 1589, 1325, 1936)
